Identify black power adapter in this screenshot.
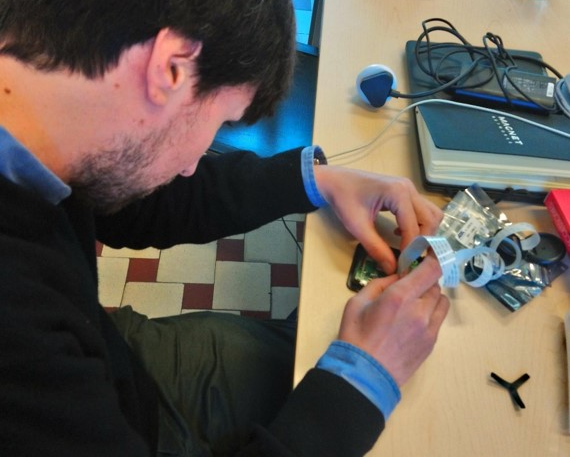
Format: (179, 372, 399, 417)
(454, 66, 557, 112)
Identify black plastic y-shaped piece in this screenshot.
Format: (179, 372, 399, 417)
(490, 372, 530, 409)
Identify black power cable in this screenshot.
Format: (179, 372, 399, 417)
(403, 18, 563, 112)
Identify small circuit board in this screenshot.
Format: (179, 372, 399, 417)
(347, 244, 400, 292)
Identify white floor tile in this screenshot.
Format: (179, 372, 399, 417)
(244, 220, 299, 264)
(97, 257, 129, 307)
(213, 261, 270, 312)
(121, 282, 184, 318)
(101, 245, 160, 259)
(271, 287, 300, 319)
(283, 213, 306, 222)
(157, 242, 217, 284)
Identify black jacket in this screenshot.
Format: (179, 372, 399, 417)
(0, 149, 383, 456)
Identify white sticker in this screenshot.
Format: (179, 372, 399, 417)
(455, 218, 485, 248)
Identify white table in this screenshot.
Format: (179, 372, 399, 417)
(295, 1, 570, 455)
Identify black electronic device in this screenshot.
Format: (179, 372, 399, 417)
(454, 67, 557, 112)
(405, 40, 570, 204)
(356, 18, 564, 113)
(347, 244, 399, 292)
(525, 232, 566, 266)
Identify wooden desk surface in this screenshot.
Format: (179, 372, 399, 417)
(294, 1, 570, 456)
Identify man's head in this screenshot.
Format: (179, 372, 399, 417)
(0, 0, 296, 123)
(0, 0, 297, 213)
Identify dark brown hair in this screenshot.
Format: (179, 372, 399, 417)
(0, 0, 296, 123)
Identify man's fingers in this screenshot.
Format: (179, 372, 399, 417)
(415, 199, 443, 236)
(428, 294, 450, 334)
(342, 274, 400, 325)
(360, 237, 398, 274)
(356, 274, 400, 301)
(392, 198, 419, 250)
(392, 189, 443, 249)
(396, 255, 443, 299)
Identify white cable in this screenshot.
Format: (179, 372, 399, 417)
(328, 103, 418, 161)
(398, 236, 460, 287)
(397, 222, 540, 289)
(329, 98, 570, 163)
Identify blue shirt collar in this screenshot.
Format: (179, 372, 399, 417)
(0, 126, 71, 205)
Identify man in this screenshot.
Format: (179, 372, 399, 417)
(0, 1, 449, 456)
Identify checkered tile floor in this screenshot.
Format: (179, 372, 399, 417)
(97, 214, 305, 320)
(96, 2, 315, 321)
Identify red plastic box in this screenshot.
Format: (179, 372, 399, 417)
(545, 189, 570, 255)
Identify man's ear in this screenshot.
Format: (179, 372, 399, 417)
(146, 28, 202, 106)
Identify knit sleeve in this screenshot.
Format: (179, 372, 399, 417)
(95, 148, 317, 249)
(236, 369, 385, 457)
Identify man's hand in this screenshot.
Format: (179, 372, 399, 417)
(314, 165, 442, 274)
(338, 256, 450, 386)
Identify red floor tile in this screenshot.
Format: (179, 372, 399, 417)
(241, 310, 271, 320)
(126, 258, 160, 282)
(271, 263, 299, 287)
(182, 283, 214, 309)
(296, 221, 305, 243)
(216, 239, 245, 261)
(103, 306, 120, 314)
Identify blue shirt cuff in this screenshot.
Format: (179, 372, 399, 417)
(316, 340, 401, 419)
(300, 146, 328, 208)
